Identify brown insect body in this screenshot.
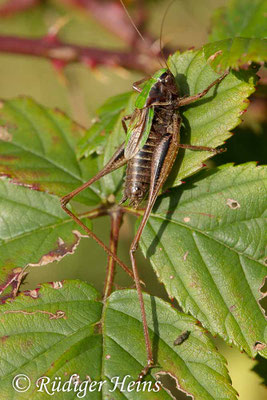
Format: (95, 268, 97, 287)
(122, 71, 180, 208)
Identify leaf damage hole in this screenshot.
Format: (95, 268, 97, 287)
(226, 198, 240, 209)
(0, 126, 12, 142)
(253, 341, 266, 351)
(52, 281, 64, 289)
(183, 217, 190, 223)
(207, 50, 223, 62)
(28, 232, 85, 267)
(0, 267, 26, 303)
(155, 371, 194, 400)
(3, 309, 66, 320)
(24, 289, 39, 299)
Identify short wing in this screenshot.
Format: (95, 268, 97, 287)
(124, 107, 154, 160)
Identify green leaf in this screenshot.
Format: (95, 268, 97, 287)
(0, 97, 101, 206)
(0, 178, 91, 301)
(209, 0, 267, 41)
(166, 49, 257, 188)
(0, 281, 237, 399)
(77, 91, 132, 159)
(204, 38, 267, 72)
(139, 163, 267, 358)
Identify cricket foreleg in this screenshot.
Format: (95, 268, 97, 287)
(133, 77, 149, 93)
(178, 70, 229, 107)
(130, 133, 180, 381)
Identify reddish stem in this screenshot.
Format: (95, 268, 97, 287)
(0, 35, 157, 73)
(103, 207, 123, 302)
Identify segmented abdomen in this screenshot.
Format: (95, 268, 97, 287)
(122, 131, 159, 208)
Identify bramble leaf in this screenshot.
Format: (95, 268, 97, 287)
(77, 91, 132, 159)
(139, 163, 267, 359)
(204, 38, 267, 72)
(0, 98, 102, 206)
(166, 49, 257, 188)
(0, 178, 91, 301)
(0, 281, 238, 400)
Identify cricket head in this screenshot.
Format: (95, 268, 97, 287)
(136, 68, 179, 109)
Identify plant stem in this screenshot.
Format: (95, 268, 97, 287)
(78, 205, 109, 220)
(0, 35, 157, 73)
(103, 207, 123, 302)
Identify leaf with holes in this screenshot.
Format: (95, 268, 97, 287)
(139, 163, 267, 358)
(204, 38, 267, 72)
(0, 97, 102, 206)
(0, 280, 238, 400)
(209, 0, 267, 41)
(0, 178, 91, 302)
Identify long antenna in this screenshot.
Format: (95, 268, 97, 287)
(159, 0, 177, 69)
(119, 0, 147, 44)
(119, 0, 164, 68)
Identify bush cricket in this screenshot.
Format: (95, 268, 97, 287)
(60, 0, 229, 380)
(61, 65, 228, 378)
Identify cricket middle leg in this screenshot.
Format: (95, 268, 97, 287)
(178, 70, 229, 107)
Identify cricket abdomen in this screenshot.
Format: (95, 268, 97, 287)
(121, 131, 159, 208)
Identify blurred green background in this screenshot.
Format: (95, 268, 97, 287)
(0, 0, 266, 398)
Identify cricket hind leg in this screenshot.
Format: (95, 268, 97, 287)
(178, 70, 229, 107)
(60, 143, 135, 281)
(130, 130, 180, 381)
(177, 143, 225, 154)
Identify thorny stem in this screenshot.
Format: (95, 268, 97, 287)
(0, 0, 174, 74)
(103, 207, 124, 302)
(0, 35, 158, 73)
